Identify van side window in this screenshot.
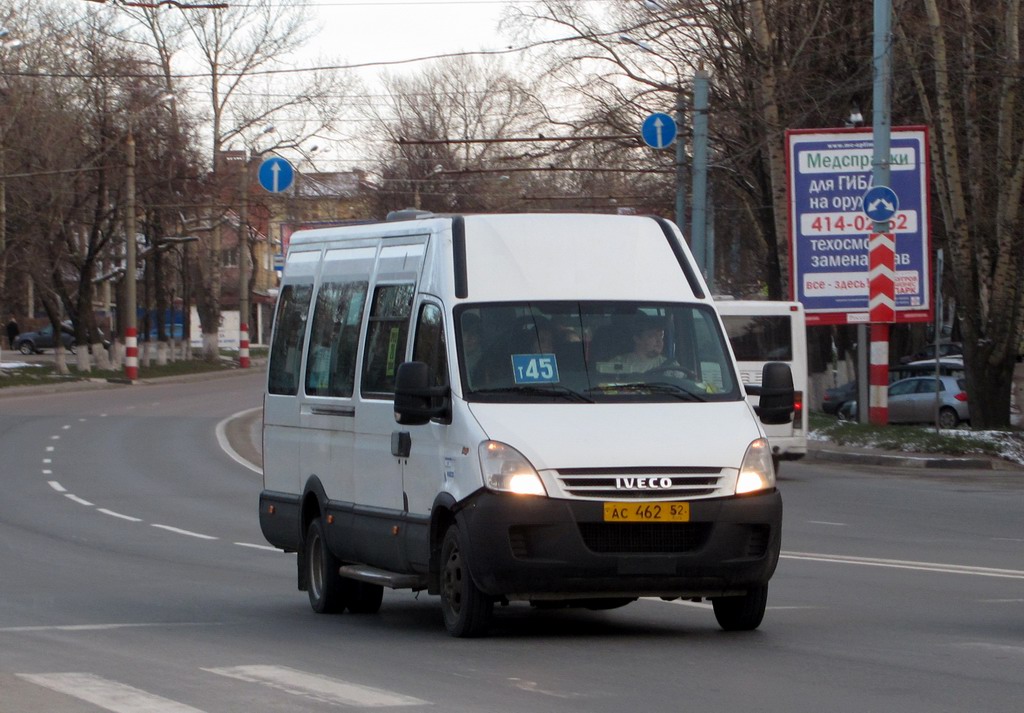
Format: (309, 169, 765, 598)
(304, 280, 369, 397)
(268, 283, 313, 395)
(361, 283, 415, 396)
(412, 303, 448, 388)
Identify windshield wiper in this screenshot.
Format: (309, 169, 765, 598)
(590, 382, 707, 402)
(473, 384, 594, 403)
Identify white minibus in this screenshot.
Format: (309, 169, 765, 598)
(260, 213, 794, 637)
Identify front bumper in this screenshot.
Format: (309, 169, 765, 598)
(457, 489, 782, 600)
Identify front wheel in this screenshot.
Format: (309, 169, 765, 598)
(712, 584, 768, 631)
(18, 342, 34, 355)
(305, 518, 348, 614)
(440, 524, 493, 637)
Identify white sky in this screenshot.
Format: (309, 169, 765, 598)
(303, 0, 518, 76)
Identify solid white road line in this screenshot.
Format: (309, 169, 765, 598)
(204, 665, 429, 707)
(782, 551, 1024, 579)
(215, 407, 262, 475)
(15, 672, 207, 713)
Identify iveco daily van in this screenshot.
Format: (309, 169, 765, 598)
(260, 212, 794, 637)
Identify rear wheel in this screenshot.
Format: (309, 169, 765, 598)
(18, 342, 33, 355)
(938, 406, 959, 429)
(439, 524, 493, 637)
(305, 518, 348, 614)
(712, 584, 768, 631)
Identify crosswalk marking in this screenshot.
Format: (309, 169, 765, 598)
(15, 672, 207, 713)
(204, 665, 429, 707)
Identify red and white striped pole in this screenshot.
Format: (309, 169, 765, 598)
(239, 322, 250, 369)
(125, 326, 139, 381)
(868, 231, 896, 424)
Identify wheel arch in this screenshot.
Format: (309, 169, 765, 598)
(297, 475, 328, 592)
(427, 492, 458, 594)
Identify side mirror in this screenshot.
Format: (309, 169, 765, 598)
(754, 362, 795, 425)
(394, 361, 451, 425)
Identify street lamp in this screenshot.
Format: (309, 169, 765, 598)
(124, 92, 174, 381)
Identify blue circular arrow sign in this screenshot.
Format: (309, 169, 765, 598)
(862, 185, 899, 223)
(641, 112, 677, 149)
(258, 157, 295, 194)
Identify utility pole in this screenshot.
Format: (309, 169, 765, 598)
(690, 69, 711, 291)
(125, 128, 138, 381)
(238, 153, 250, 369)
(867, 0, 894, 424)
(674, 92, 687, 236)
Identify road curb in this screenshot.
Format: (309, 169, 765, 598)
(807, 446, 995, 470)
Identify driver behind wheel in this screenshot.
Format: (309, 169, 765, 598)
(610, 315, 670, 373)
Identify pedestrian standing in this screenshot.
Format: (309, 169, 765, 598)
(5, 314, 18, 349)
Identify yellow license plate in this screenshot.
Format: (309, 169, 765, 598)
(603, 502, 690, 522)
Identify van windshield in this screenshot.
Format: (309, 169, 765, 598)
(456, 302, 740, 403)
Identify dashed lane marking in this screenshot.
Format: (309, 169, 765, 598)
(204, 665, 430, 707)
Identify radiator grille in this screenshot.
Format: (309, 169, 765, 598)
(556, 466, 725, 500)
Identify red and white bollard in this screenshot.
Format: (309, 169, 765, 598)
(239, 322, 250, 369)
(125, 326, 139, 381)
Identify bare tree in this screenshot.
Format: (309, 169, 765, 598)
(170, 1, 351, 358)
(364, 56, 549, 215)
(896, 0, 1024, 428)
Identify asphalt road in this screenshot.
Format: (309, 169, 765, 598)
(1, 370, 1022, 712)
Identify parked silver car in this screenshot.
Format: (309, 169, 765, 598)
(837, 375, 970, 428)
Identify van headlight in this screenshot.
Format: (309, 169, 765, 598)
(735, 438, 776, 495)
(479, 441, 547, 496)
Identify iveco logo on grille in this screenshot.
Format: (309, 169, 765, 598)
(616, 477, 673, 489)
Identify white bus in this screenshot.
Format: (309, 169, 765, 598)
(716, 299, 808, 468)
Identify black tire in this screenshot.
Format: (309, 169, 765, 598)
(305, 518, 348, 614)
(346, 581, 384, 614)
(712, 584, 768, 631)
(938, 406, 959, 429)
(440, 524, 493, 637)
(18, 342, 34, 355)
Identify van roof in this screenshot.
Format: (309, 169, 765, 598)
(287, 213, 710, 302)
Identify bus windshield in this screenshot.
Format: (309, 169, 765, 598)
(456, 301, 740, 403)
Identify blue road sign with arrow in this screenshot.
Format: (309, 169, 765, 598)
(258, 157, 295, 193)
(862, 185, 899, 223)
(641, 112, 677, 149)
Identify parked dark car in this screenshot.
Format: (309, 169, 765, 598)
(899, 342, 963, 364)
(821, 379, 857, 415)
(12, 321, 110, 355)
(13, 322, 76, 355)
(837, 375, 969, 428)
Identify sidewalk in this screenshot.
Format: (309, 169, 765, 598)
(805, 439, 1022, 471)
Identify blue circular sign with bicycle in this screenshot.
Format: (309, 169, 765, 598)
(862, 185, 899, 223)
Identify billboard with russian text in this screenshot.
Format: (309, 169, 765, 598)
(786, 127, 931, 326)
